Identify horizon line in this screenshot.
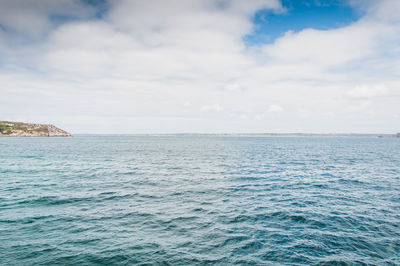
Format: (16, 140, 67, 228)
(70, 132, 399, 136)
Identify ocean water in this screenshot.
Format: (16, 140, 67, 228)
(0, 136, 399, 265)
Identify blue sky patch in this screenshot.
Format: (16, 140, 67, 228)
(245, 0, 363, 45)
(81, 0, 109, 19)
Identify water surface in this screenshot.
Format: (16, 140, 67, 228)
(0, 136, 399, 265)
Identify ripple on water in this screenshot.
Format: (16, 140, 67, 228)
(0, 136, 399, 265)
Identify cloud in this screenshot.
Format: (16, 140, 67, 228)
(0, 0, 399, 133)
(346, 100, 372, 112)
(255, 104, 283, 120)
(350, 0, 400, 22)
(267, 104, 283, 112)
(201, 104, 223, 112)
(0, 0, 96, 37)
(224, 83, 243, 92)
(346, 84, 389, 99)
(261, 24, 381, 68)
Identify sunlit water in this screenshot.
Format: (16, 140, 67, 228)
(0, 136, 399, 265)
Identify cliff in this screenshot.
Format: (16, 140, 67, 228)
(0, 121, 72, 137)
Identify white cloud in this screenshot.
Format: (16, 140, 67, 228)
(255, 104, 283, 120)
(351, 0, 400, 22)
(346, 84, 389, 99)
(261, 24, 380, 67)
(267, 104, 283, 112)
(0, 0, 95, 37)
(0, 0, 400, 133)
(201, 104, 223, 112)
(346, 100, 373, 112)
(224, 83, 243, 92)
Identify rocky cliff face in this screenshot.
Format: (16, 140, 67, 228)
(0, 121, 71, 137)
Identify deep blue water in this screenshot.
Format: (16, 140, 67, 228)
(0, 136, 399, 265)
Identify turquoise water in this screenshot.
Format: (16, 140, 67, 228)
(0, 136, 399, 265)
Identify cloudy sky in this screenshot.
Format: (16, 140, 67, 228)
(0, 0, 399, 134)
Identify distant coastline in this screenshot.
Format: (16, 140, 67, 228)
(1, 120, 398, 138)
(0, 121, 71, 137)
(73, 133, 399, 138)
(151, 133, 400, 138)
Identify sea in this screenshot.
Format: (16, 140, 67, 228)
(0, 135, 399, 265)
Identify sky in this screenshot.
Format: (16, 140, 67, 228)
(0, 0, 399, 134)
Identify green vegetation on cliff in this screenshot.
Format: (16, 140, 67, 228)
(0, 121, 71, 137)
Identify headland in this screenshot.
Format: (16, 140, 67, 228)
(0, 121, 71, 137)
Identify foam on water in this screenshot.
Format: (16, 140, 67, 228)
(0, 136, 399, 265)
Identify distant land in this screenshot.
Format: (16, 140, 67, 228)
(1, 121, 398, 138)
(0, 121, 71, 137)
(93, 133, 400, 138)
